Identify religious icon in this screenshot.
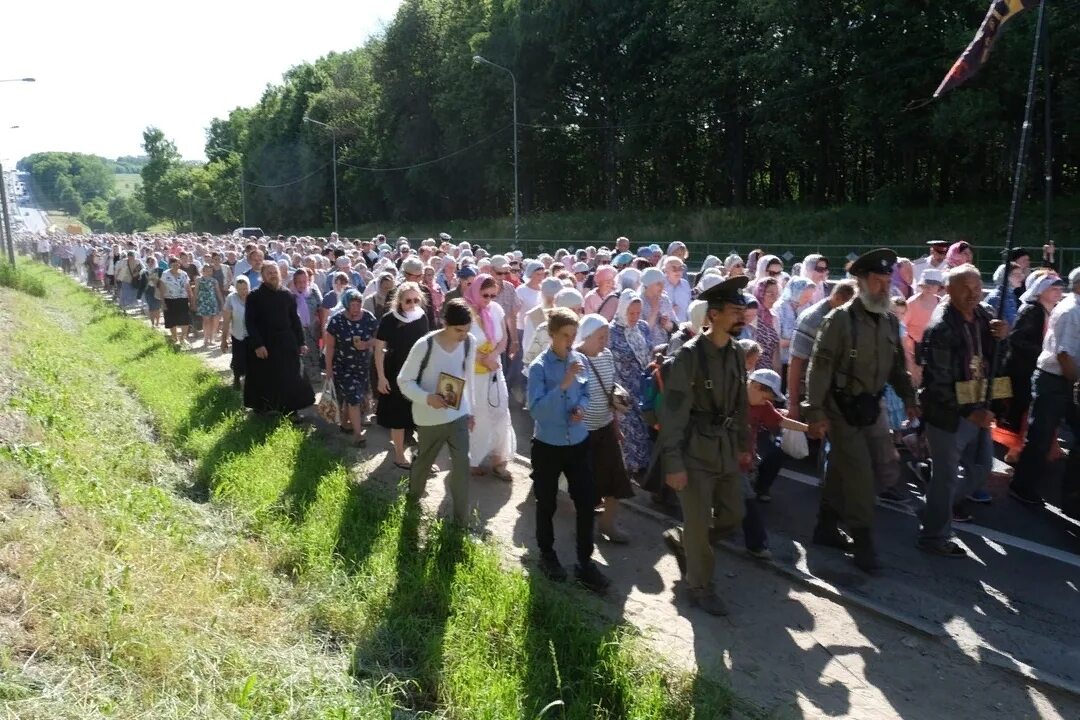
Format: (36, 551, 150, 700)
(438, 372, 465, 410)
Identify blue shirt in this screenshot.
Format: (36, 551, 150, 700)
(243, 267, 262, 290)
(527, 348, 591, 446)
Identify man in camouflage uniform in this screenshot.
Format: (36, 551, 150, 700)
(659, 277, 752, 615)
(803, 249, 917, 573)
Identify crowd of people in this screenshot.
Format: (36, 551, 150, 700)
(20, 230, 1080, 614)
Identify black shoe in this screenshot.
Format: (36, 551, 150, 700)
(878, 486, 907, 503)
(538, 552, 567, 582)
(575, 562, 611, 594)
(851, 528, 881, 574)
(1009, 484, 1044, 506)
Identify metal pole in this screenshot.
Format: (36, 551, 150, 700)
(987, 0, 1047, 406)
(0, 162, 15, 265)
(332, 128, 339, 235)
(1041, 10, 1053, 264)
(511, 73, 519, 243)
(240, 159, 247, 227)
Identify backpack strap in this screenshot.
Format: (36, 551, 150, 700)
(462, 335, 471, 374)
(416, 336, 435, 384)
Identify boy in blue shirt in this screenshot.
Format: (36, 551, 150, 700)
(527, 308, 611, 593)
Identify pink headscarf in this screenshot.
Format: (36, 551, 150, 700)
(594, 264, 617, 286)
(753, 277, 779, 329)
(465, 272, 497, 342)
(945, 241, 972, 268)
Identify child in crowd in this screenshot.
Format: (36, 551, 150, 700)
(738, 338, 761, 374)
(739, 369, 809, 558)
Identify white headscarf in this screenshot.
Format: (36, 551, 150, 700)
(613, 289, 650, 367)
(616, 267, 641, 292)
(574, 313, 608, 346)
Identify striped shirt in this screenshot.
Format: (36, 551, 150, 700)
(581, 349, 616, 430)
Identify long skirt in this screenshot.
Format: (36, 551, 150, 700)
(119, 281, 140, 308)
(163, 298, 191, 328)
(590, 421, 634, 499)
(469, 369, 516, 466)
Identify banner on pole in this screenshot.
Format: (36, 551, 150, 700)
(934, 0, 1041, 98)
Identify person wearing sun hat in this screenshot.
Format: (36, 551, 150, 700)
(658, 276, 752, 616)
(803, 248, 917, 574)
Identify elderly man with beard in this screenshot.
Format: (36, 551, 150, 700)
(659, 277, 753, 616)
(917, 265, 1009, 556)
(803, 249, 917, 573)
(243, 263, 316, 419)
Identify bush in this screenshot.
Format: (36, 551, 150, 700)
(0, 262, 46, 297)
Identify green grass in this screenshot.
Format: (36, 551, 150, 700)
(0, 263, 754, 719)
(115, 173, 142, 198)
(316, 198, 1080, 273)
(0, 262, 45, 297)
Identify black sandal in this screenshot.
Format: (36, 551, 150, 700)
(339, 425, 353, 434)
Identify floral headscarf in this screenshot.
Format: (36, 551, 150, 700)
(779, 277, 813, 307)
(613, 289, 651, 367)
(753, 277, 779, 329)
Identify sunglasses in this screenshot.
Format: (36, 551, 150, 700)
(481, 292, 498, 299)
(494, 270, 509, 276)
(402, 297, 420, 306)
(767, 269, 782, 277)
(814, 265, 828, 273)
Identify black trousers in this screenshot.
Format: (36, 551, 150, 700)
(531, 438, 596, 565)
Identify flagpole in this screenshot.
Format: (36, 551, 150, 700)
(988, 0, 1048, 406)
(1041, 10, 1053, 267)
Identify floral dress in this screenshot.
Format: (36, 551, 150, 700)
(327, 310, 379, 405)
(196, 277, 221, 316)
(609, 319, 654, 474)
(755, 311, 780, 371)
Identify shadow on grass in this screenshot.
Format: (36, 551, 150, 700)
(175, 383, 275, 503)
(278, 427, 339, 523)
(350, 502, 465, 713)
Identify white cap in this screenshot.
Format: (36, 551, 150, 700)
(640, 267, 664, 287)
(749, 369, 782, 398)
(572, 261, 589, 274)
(490, 254, 510, 270)
(920, 268, 945, 286)
(540, 277, 564, 298)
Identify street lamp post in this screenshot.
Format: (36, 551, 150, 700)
(0, 78, 35, 84)
(303, 116, 338, 234)
(473, 55, 519, 242)
(1, 161, 14, 264)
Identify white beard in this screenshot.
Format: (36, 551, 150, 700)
(858, 282, 891, 315)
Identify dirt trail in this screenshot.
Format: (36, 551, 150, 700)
(123, 300, 1080, 719)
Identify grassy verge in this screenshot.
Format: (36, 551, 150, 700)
(115, 173, 142, 198)
(0, 263, 751, 719)
(320, 198, 1080, 273)
(0, 263, 45, 297)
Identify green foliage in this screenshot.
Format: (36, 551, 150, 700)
(0, 262, 46, 297)
(17, 151, 115, 216)
(183, 0, 1078, 232)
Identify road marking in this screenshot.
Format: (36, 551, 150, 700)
(778, 468, 1080, 571)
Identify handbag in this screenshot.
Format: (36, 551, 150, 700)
(585, 356, 632, 413)
(780, 427, 809, 459)
(317, 380, 341, 425)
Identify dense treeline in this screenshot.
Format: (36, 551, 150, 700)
(32, 0, 1080, 235)
(16, 151, 152, 232)
(198, 0, 1079, 232)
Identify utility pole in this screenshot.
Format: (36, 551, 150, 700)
(473, 55, 519, 242)
(0, 162, 15, 265)
(303, 116, 339, 234)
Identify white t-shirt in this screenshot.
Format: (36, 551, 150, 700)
(396, 330, 478, 426)
(516, 284, 541, 330)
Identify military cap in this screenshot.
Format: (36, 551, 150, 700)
(698, 275, 750, 307)
(848, 248, 897, 276)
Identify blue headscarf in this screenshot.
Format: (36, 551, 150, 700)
(780, 277, 813, 306)
(340, 287, 363, 312)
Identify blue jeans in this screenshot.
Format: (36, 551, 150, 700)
(1013, 370, 1080, 510)
(920, 418, 991, 542)
(752, 430, 785, 496)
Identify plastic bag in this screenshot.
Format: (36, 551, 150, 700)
(780, 427, 809, 460)
(317, 380, 340, 425)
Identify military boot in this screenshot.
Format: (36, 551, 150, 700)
(812, 506, 853, 550)
(850, 528, 882, 574)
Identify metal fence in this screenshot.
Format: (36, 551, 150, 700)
(443, 238, 1078, 279)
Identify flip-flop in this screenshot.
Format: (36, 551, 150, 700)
(917, 539, 967, 558)
(491, 465, 513, 481)
(394, 461, 412, 470)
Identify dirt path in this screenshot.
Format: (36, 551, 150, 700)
(123, 300, 1079, 719)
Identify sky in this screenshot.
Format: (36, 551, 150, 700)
(0, 0, 403, 166)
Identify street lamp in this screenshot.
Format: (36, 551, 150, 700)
(473, 54, 519, 242)
(0, 78, 35, 83)
(303, 115, 339, 234)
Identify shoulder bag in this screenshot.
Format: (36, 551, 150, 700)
(585, 355, 632, 413)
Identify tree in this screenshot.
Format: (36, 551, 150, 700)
(141, 127, 182, 219)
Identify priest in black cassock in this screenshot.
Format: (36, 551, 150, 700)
(243, 263, 316, 416)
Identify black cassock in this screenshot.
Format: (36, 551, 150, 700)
(243, 285, 316, 413)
